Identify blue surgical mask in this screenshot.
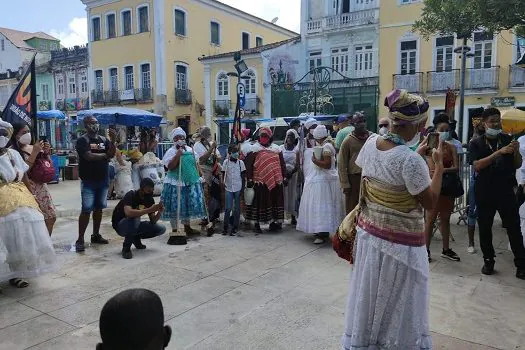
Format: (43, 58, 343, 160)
(485, 128, 502, 138)
(438, 131, 450, 141)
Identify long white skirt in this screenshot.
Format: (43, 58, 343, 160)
(296, 173, 344, 234)
(342, 228, 432, 349)
(283, 172, 298, 216)
(0, 207, 57, 282)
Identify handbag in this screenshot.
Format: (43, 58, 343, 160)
(28, 152, 56, 183)
(440, 172, 464, 198)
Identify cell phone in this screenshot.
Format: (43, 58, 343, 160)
(427, 133, 439, 152)
(40, 136, 47, 142)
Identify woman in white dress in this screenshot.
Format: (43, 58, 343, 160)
(338, 89, 443, 349)
(0, 119, 56, 288)
(280, 129, 300, 225)
(297, 125, 344, 244)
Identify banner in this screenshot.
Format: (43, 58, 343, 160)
(1, 55, 37, 129)
(445, 88, 456, 121)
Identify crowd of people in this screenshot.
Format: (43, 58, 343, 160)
(2, 87, 525, 348)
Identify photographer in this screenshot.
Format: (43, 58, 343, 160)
(469, 107, 525, 279)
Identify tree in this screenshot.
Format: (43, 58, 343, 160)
(413, 0, 525, 40)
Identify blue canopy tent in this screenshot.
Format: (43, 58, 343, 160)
(77, 107, 163, 127)
(37, 110, 66, 120)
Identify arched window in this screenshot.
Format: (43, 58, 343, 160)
(217, 72, 229, 97)
(242, 69, 256, 95)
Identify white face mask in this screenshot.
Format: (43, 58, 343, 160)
(0, 136, 8, 148)
(378, 127, 388, 136)
(18, 133, 32, 145)
(176, 140, 186, 147)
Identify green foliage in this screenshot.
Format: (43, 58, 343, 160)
(414, 0, 525, 39)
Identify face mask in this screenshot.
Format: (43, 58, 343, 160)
(0, 136, 8, 148)
(176, 140, 186, 147)
(18, 133, 32, 145)
(485, 128, 502, 138)
(405, 131, 421, 150)
(378, 127, 388, 136)
(86, 123, 100, 134)
(231, 152, 239, 159)
(438, 131, 450, 141)
(260, 136, 270, 145)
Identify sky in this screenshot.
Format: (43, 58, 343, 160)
(1, 0, 301, 48)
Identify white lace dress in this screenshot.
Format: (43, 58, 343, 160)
(0, 149, 56, 282)
(297, 142, 345, 234)
(342, 134, 432, 349)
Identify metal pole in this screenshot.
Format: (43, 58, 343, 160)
(313, 69, 317, 116)
(459, 37, 468, 142)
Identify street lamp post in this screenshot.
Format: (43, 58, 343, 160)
(454, 39, 474, 141)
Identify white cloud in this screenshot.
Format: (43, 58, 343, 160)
(220, 0, 301, 33)
(50, 17, 88, 48)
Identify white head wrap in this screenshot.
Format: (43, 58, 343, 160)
(169, 127, 186, 141)
(312, 125, 328, 140)
(304, 118, 318, 130)
(286, 129, 299, 139)
(0, 119, 13, 137)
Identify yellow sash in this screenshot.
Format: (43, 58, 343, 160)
(0, 182, 41, 216)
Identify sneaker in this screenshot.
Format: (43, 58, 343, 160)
(441, 249, 461, 261)
(313, 238, 325, 244)
(467, 246, 476, 254)
(122, 247, 132, 259)
(230, 229, 237, 236)
(516, 268, 525, 280)
(91, 234, 109, 244)
(75, 240, 85, 252)
(133, 239, 146, 250)
(482, 259, 495, 275)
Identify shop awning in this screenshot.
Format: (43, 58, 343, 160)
(37, 110, 66, 120)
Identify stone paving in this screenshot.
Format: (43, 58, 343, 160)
(0, 180, 523, 349)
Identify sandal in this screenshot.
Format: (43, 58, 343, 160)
(9, 278, 29, 288)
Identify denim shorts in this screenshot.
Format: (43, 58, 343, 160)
(81, 181, 109, 213)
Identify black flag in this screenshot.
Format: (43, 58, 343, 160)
(1, 55, 37, 129)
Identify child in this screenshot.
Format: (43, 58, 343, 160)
(97, 288, 172, 350)
(221, 144, 246, 236)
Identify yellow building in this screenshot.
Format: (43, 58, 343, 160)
(81, 0, 297, 133)
(379, 0, 525, 140)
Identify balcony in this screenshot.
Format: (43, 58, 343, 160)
(393, 73, 423, 93)
(175, 89, 192, 105)
(427, 70, 460, 93)
(306, 9, 379, 34)
(91, 90, 105, 105)
(213, 100, 231, 116)
(465, 66, 499, 91)
(243, 97, 260, 115)
(105, 90, 120, 104)
(135, 88, 154, 102)
(509, 65, 525, 89)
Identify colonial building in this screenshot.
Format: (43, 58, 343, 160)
(81, 0, 297, 133)
(379, 0, 525, 141)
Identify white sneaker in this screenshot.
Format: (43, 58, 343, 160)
(467, 246, 476, 254)
(313, 238, 325, 244)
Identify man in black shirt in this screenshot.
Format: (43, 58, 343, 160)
(112, 178, 166, 259)
(469, 108, 525, 279)
(75, 116, 116, 252)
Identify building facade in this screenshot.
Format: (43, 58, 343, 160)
(379, 0, 525, 141)
(82, 0, 297, 133)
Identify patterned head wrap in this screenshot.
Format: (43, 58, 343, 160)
(384, 89, 429, 124)
(169, 127, 186, 140)
(312, 125, 328, 140)
(259, 127, 273, 138)
(0, 119, 13, 138)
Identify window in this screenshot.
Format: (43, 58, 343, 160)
(242, 32, 250, 50)
(124, 66, 134, 90)
(95, 70, 103, 91)
(473, 32, 493, 69)
(435, 36, 454, 72)
(42, 84, 49, 100)
(309, 51, 322, 72)
(210, 21, 220, 45)
(342, 0, 350, 13)
(106, 13, 116, 38)
(68, 76, 76, 94)
(400, 0, 419, 3)
(141, 64, 151, 89)
(81, 75, 88, 93)
(256, 37, 263, 47)
(110, 68, 118, 90)
(331, 48, 349, 75)
(400, 40, 417, 74)
(122, 10, 132, 36)
(0, 39, 4, 51)
(138, 6, 149, 33)
(92, 17, 101, 41)
(50, 43, 58, 51)
(57, 77, 64, 95)
(355, 45, 373, 77)
(242, 69, 256, 95)
(217, 72, 229, 97)
(174, 9, 186, 36)
(176, 65, 187, 90)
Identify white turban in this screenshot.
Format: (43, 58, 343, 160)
(312, 125, 328, 140)
(286, 129, 299, 139)
(0, 119, 13, 138)
(304, 118, 318, 130)
(169, 127, 186, 140)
